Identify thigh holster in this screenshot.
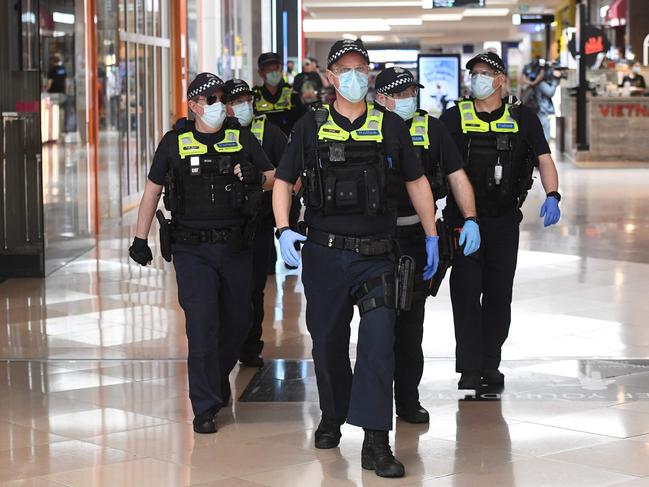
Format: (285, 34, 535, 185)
(352, 272, 396, 316)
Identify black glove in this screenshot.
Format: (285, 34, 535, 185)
(239, 162, 262, 185)
(129, 237, 153, 266)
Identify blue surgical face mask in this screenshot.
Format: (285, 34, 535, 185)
(391, 96, 418, 121)
(265, 71, 283, 87)
(232, 101, 254, 126)
(471, 73, 497, 100)
(200, 102, 226, 129)
(335, 70, 369, 103)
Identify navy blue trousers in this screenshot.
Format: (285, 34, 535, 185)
(240, 212, 274, 358)
(173, 242, 253, 416)
(448, 209, 522, 372)
(302, 240, 396, 431)
(394, 226, 428, 409)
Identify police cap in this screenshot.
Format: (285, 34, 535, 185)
(327, 38, 370, 69)
(187, 72, 224, 100)
(375, 67, 424, 95)
(223, 78, 253, 101)
(258, 52, 282, 68)
(466, 52, 506, 74)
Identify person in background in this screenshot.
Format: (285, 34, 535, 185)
(620, 61, 646, 95)
(535, 63, 563, 141)
(46, 54, 67, 94)
(285, 60, 297, 84)
(223, 78, 288, 368)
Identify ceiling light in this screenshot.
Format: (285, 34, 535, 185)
(342, 33, 357, 40)
(303, 18, 391, 32)
(463, 8, 510, 17)
(385, 18, 422, 26)
(362, 36, 387, 43)
(421, 13, 463, 21)
(53, 12, 75, 24)
(307, 1, 420, 6)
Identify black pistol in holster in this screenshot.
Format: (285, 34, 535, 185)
(395, 254, 415, 313)
(428, 219, 454, 297)
(155, 210, 173, 262)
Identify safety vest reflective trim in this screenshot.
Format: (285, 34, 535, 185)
(409, 114, 430, 148)
(250, 116, 266, 145)
(459, 100, 519, 134)
(317, 103, 384, 142)
(177, 132, 208, 159)
(254, 86, 294, 113)
(214, 129, 243, 153)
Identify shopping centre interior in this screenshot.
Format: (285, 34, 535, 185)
(1, 0, 649, 485)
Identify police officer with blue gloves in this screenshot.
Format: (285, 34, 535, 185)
(373, 67, 480, 424)
(272, 39, 439, 479)
(128, 73, 276, 434)
(253, 52, 306, 136)
(440, 52, 561, 390)
(223, 79, 288, 368)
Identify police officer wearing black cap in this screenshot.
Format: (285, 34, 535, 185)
(128, 72, 276, 434)
(273, 38, 440, 479)
(223, 78, 288, 368)
(440, 52, 561, 390)
(253, 52, 306, 136)
(373, 66, 480, 423)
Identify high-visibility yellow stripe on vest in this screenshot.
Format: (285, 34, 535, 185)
(458, 100, 519, 134)
(254, 86, 293, 113)
(177, 129, 242, 159)
(317, 103, 383, 142)
(409, 113, 429, 149)
(250, 116, 266, 145)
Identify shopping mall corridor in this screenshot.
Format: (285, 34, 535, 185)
(1, 162, 649, 486)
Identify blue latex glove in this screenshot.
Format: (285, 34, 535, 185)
(540, 196, 561, 227)
(423, 236, 440, 281)
(279, 230, 307, 267)
(458, 220, 481, 256)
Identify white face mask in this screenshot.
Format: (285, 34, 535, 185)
(391, 96, 418, 121)
(199, 102, 226, 129)
(265, 71, 283, 87)
(232, 101, 254, 126)
(471, 73, 497, 100)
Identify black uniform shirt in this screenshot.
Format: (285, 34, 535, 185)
(276, 102, 424, 237)
(148, 120, 272, 229)
(440, 101, 550, 220)
(253, 82, 307, 136)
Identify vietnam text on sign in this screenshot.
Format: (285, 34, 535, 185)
(599, 103, 649, 117)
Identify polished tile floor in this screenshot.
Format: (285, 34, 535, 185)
(1, 163, 649, 486)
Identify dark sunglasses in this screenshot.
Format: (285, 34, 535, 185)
(206, 95, 219, 105)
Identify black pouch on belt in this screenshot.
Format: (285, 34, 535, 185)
(396, 254, 415, 312)
(155, 210, 173, 262)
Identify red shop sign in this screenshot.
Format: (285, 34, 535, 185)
(599, 103, 649, 117)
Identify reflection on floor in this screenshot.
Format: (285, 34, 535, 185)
(1, 163, 649, 485)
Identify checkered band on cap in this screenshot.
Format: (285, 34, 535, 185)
(187, 77, 223, 99)
(229, 83, 251, 96)
(376, 74, 415, 94)
(470, 54, 505, 73)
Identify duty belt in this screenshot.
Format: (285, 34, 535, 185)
(172, 225, 234, 244)
(307, 228, 393, 256)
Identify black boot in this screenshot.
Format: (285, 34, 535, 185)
(314, 417, 342, 449)
(482, 369, 505, 386)
(361, 429, 405, 478)
(193, 406, 219, 434)
(458, 371, 482, 390)
(396, 402, 430, 424)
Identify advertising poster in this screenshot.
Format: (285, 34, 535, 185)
(418, 54, 461, 117)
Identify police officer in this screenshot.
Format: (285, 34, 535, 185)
(128, 73, 275, 434)
(373, 67, 480, 423)
(440, 53, 561, 390)
(223, 78, 288, 368)
(253, 52, 306, 136)
(273, 39, 440, 479)
(254, 52, 306, 270)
